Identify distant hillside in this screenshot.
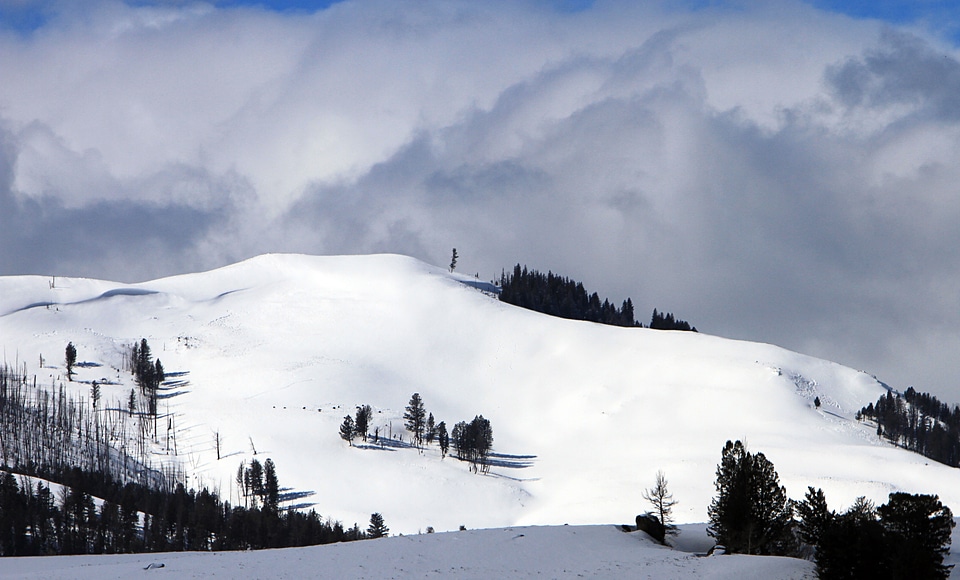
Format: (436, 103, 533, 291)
(0, 253, 957, 535)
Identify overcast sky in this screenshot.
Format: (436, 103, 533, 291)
(2, 0, 960, 402)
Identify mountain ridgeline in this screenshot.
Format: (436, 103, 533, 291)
(498, 264, 696, 331)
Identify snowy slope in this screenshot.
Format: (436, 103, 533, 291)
(0, 524, 816, 580)
(0, 253, 956, 535)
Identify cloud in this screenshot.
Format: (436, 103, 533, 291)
(1, 0, 960, 400)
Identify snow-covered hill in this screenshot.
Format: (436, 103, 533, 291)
(0, 524, 817, 580)
(0, 253, 955, 534)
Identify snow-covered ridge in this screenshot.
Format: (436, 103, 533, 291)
(0, 253, 955, 534)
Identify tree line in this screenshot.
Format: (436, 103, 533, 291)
(498, 264, 696, 331)
(701, 439, 954, 579)
(0, 458, 367, 556)
(858, 388, 960, 468)
(340, 393, 493, 473)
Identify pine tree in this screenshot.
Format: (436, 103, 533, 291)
(354, 405, 372, 442)
(451, 422, 464, 458)
(437, 421, 449, 458)
(878, 493, 954, 580)
(707, 440, 793, 555)
(247, 459, 264, 505)
(449, 248, 458, 272)
(367, 512, 389, 538)
(129, 341, 139, 376)
(340, 415, 355, 446)
(136, 339, 153, 392)
(425, 413, 436, 444)
(816, 503, 887, 579)
(796, 486, 832, 547)
(90, 381, 100, 409)
(154, 359, 165, 388)
(404, 393, 426, 449)
(65, 342, 77, 381)
(472, 415, 493, 473)
(263, 458, 280, 515)
(642, 470, 678, 537)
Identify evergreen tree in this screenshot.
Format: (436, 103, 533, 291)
(90, 381, 100, 409)
(354, 405, 372, 442)
(796, 486, 832, 547)
(706, 440, 793, 555)
(451, 422, 464, 458)
(129, 341, 139, 377)
(263, 458, 280, 515)
(154, 359, 165, 388)
(65, 342, 77, 381)
(404, 393, 426, 449)
(472, 415, 493, 473)
(135, 339, 153, 392)
(425, 413, 436, 444)
(642, 470, 678, 538)
(816, 504, 887, 579)
(367, 512, 389, 538)
(339, 415, 355, 446)
(449, 248, 458, 273)
(437, 421, 449, 458)
(878, 493, 954, 580)
(247, 459, 264, 506)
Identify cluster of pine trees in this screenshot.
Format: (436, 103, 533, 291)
(340, 393, 494, 473)
(858, 388, 960, 468)
(499, 264, 637, 326)
(0, 461, 362, 556)
(649, 309, 696, 332)
(451, 416, 493, 474)
(235, 458, 280, 513)
(129, 339, 165, 420)
(704, 439, 955, 578)
(798, 488, 954, 579)
(498, 264, 696, 331)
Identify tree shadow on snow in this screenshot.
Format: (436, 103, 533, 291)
(280, 490, 316, 509)
(354, 443, 396, 452)
(485, 452, 536, 469)
(279, 490, 315, 503)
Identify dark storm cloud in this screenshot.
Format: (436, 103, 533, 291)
(828, 29, 960, 120)
(0, 123, 234, 281)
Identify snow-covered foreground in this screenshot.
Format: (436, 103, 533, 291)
(0, 253, 958, 535)
(0, 525, 816, 580)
